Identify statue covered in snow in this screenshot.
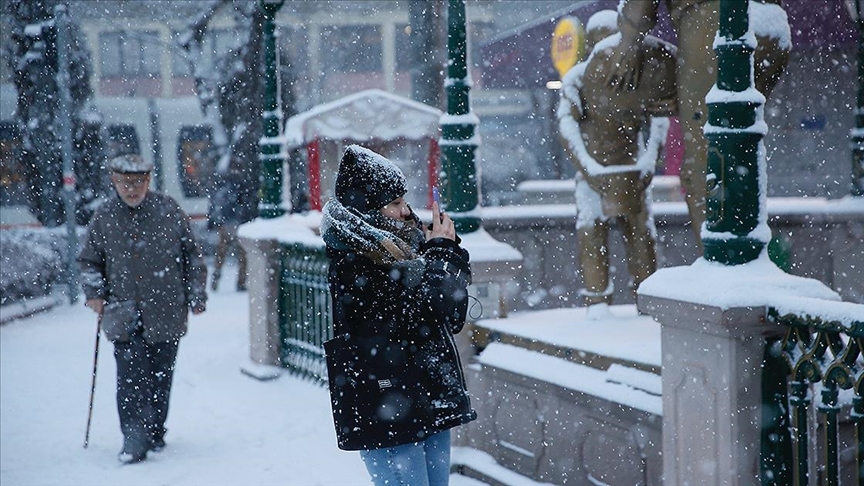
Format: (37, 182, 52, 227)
(558, 10, 677, 312)
(605, 0, 791, 247)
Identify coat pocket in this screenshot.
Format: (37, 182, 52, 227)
(324, 334, 428, 450)
(101, 300, 140, 343)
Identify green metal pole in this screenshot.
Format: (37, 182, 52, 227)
(703, 0, 767, 265)
(851, 0, 864, 197)
(760, 339, 792, 486)
(790, 381, 811, 485)
(855, 391, 864, 484)
(258, 0, 286, 219)
(440, 0, 480, 233)
(820, 386, 840, 486)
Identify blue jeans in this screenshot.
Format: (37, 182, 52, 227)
(360, 429, 451, 486)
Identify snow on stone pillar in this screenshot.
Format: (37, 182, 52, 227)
(637, 0, 797, 482)
(239, 233, 283, 380)
(234, 0, 289, 381)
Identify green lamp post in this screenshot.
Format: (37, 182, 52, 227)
(702, 0, 767, 265)
(439, 0, 481, 233)
(852, 0, 864, 197)
(258, 0, 286, 219)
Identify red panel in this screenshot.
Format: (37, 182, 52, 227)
(308, 139, 321, 210)
(427, 137, 439, 209)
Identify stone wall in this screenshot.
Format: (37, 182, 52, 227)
(459, 363, 662, 485)
(450, 306, 662, 485)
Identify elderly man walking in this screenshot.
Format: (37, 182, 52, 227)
(78, 154, 208, 464)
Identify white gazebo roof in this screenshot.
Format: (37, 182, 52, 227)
(283, 89, 443, 149)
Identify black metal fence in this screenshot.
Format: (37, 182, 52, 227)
(278, 242, 331, 385)
(764, 300, 864, 485)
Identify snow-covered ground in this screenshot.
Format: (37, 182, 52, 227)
(0, 263, 486, 486)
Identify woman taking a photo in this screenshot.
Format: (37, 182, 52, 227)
(321, 145, 476, 486)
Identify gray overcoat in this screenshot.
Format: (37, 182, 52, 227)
(78, 191, 208, 343)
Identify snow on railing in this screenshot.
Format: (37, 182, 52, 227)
(768, 298, 864, 484)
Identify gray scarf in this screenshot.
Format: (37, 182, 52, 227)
(321, 198, 425, 267)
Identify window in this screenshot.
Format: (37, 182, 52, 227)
(468, 21, 495, 68)
(104, 124, 141, 160)
(210, 28, 240, 59)
(0, 122, 26, 206)
(170, 30, 192, 77)
(279, 25, 309, 73)
(395, 23, 413, 73)
(177, 125, 216, 198)
(172, 28, 242, 78)
(0, 13, 12, 82)
(320, 25, 382, 73)
(99, 30, 161, 77)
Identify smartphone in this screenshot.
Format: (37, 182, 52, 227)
(431, 187, 444, 224)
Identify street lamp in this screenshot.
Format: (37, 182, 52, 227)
(702, 0, 767, 265)
(258, 0, 286, 218)
(439, 0, 480, 233)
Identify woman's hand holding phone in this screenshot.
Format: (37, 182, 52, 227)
(426, 188, 455, 241)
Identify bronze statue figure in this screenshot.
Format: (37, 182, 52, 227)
(606, 0, 790, 247)
(558, 9, 677, 312)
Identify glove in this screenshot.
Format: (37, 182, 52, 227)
(190, 300, 206, 314)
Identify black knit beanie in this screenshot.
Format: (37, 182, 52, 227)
(335, 145, 407, 213)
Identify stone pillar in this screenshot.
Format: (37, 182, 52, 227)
(239, 235, 282, 380)
(638, 295, 775, 485)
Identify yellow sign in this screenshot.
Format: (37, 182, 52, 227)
(551, 17, 586, 78)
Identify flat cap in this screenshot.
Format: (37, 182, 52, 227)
(109, 154, 153, 174)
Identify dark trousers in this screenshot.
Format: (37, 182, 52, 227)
(113, 328, 179, 453)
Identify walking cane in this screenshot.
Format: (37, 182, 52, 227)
(83, 313, 101, 448)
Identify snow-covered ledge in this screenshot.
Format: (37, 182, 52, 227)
(238, 213, 323, 380)
(637, 253, 848, 484)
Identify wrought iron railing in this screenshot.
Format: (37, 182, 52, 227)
(765, 299, 864, 485)
(278, 242, 331, 385)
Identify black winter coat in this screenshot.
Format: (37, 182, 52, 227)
(326, 237, 477, 450)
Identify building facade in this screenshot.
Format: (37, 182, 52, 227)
(1, 0, 859, 224)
